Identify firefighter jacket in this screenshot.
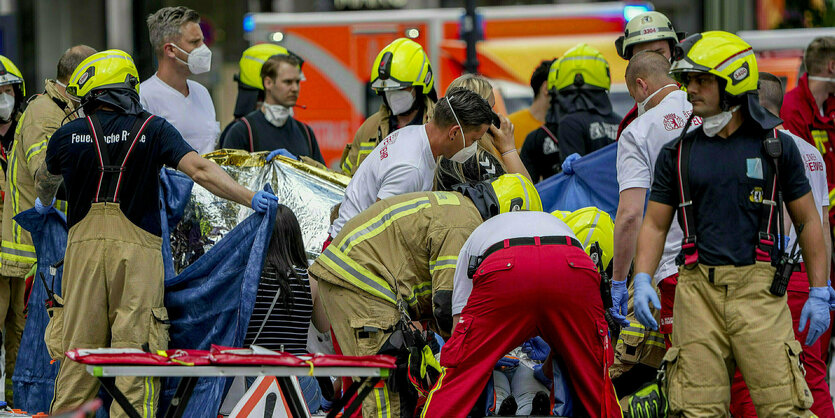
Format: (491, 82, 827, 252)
(339, 96, 435, 176)
(1, 80, 72, 276)
(309, 191, 482, 334)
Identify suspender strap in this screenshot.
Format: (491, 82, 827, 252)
(756, 128, 781, 262)
(541, 125, 558, 146)
(677, 134, 699, 266)
(241, 116, 256, 153)
(88, 112, 154, 203)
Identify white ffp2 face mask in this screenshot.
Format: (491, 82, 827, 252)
(263, 103, 294, 127)
(637, 84, 677, 116)
(446, 95, 478, 163)
(170, 43, 212, 75)
(0, 93, 14, 121)
(702, 105, 740, 137)
(385, 89, 415, 115)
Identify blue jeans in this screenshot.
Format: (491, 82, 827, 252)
(245, 375, 322, 412)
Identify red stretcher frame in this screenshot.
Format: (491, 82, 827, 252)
(77, 359, 393, 418)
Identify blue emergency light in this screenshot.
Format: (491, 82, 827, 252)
(623, 4, 651, 22)
(243, 14, 255, 33)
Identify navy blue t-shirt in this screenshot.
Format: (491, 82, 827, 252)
(650, 121, 811, 266)
(46, 111, 194, 235)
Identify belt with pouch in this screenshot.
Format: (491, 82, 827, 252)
(468, 235, 583, 278)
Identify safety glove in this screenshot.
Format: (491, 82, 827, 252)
(407, 344, 441, 396)
(561, 153, 581, 175)
(34, 197, 55, 215)
(494, 355, 519, 370)
(611, 279, 630, 326)
(627, 381, 667, 418)
(799, 287, 831, 346)
(250, 190, 278, 213)
(521, 336, 550, 362)
(267, 148, 299, 161)
(633, 273, 661, 331)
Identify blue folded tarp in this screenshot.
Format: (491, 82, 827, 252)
(536, 142, 619, 219)
(12, 207, 67, 414)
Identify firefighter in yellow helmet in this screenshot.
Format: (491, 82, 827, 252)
(423, 179, 622, 418)
(551, 44, 621, 167)
(37, 49, 276, 417)
(219, 43, 303, 145)
(0, 55, 25, 168)
(339, 38, 437, 176)
(311, 174, 537, 418)
(0, 46, 95, 406)
(634, 31, 826, 415)
(614, 11, 686, 138)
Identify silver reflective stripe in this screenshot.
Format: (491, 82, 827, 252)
(1, 244, 35, 258)
(322, 250, 397, 303)
(339, 198, 431, 252)
(74, 54, 134, 80)
(430, 259, 457, 271)
(625, 26, 675, 39)
(715, 48, 754, 71)
(559, 55, 608, 65)
(582, 211, 601, 249)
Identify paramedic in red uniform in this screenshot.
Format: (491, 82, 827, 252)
(781, 36, 835, 228)
(421, 191, 620, 418)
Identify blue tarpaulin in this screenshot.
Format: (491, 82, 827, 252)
(12, 207, 67, 414)
(535, 142, 619, 219)
(159, 190, 275, 417)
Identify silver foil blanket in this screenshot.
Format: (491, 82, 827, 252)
(171, 150, 349, 272)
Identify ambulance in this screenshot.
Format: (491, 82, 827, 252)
(244, 2, 653, 167)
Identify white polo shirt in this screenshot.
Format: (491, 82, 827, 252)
(617, 89, 700, 284)
(329, 124, 437, 237)
(452, 211, 576, 316)
(140, 74, 220, 155)
(784, 129, 828, 259)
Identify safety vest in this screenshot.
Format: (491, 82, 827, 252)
(676, 127, 780, 266)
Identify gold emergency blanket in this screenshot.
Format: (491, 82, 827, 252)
(171, 149, 348, 272)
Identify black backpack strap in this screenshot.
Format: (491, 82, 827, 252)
(88, 112, 154, 203)
(541, 125, 558, 146)
(756, 128, 781, 262)
(677, 134, 699, 266)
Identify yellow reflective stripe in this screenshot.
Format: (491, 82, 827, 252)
(812, 130, 829, 155)
(337, 197, 431, 254)
(0, 241, 36, 264)
(25, 139, 48, 163)
(406, 281, 433, 306)
(619, 330, 645, 338)
(429, 256, 458, 273)
(320, 247, 397, 305)
(829, 188, 835, 208)
(341, 156, 354, 175)
(359, 141, 376, 152)
(422, 368, 447, 417)
(8, 141, 20, 242)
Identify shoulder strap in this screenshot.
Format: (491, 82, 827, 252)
(302, 121, 313, 155)
(756, 128, 781, 262)
(541, 125, 558, 145)
(675, 114, 699, 266)
(241, 116, 255, 153)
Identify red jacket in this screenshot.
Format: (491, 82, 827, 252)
(781, 73, 835, 224)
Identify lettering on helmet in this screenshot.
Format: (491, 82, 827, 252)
(424, 68, 432, 87)
(77, 67, 94, 88)
(642, 27, 658, 35)
(731, 62, 749, 85)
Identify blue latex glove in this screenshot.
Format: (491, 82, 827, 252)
(799, 287, 832, 346)
(561, 153, 581, 175)
(633, 273, 661, 330)
(494, 356, 519, 370)
(522, 336, 551, 362)
(251, 190, 278, 213)
(827, 280, 835, 311)
(34, 197, 55, 215)
(532, 364, 553, 390)
(267, 148, 298, 161)
(611, 279, 630, 326)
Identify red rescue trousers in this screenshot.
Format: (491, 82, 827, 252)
(421, 243, 621, 418)
(729, 266, 834, 418)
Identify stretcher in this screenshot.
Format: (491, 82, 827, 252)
(68, 346, 396, 418)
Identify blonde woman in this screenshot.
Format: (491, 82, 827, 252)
(446, 74, 532, 181)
